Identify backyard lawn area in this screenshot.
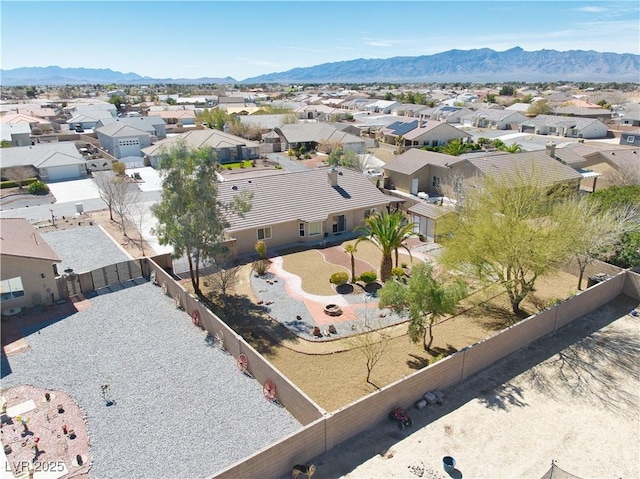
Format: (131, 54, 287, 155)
(195, 241, 581, 412)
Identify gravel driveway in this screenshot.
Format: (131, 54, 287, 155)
(2, 281, 301, 478)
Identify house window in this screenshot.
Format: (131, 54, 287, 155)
(432, 176, 441, 188)
(364, 209, 377, 218)
(1, 276, 25, 302)
(309, 221, 323, 236)
(257, 227, 272, 241)
(299, 222, 305, 237)
(627, 136, 635, 143)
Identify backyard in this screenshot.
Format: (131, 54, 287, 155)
(194, 240, 580, 412)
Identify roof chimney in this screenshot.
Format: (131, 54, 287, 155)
(545, 141, 556, 158)
(328, 167, 338, 187)
(419, 117, 423, 128)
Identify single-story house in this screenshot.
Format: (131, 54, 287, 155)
(217, 168, 398, 257)
(17, 108, 58, 121)
(67, 110, 115, 131)
(428, 106, 473, 124)
(0, 123, 32, 147)
(460, 109, 529, 130)
(141, 129, 260, 166)
(0, 142, 87, 181)
(97, 116, 167, 139)
(519, 115, 609, 139)
(274, 124, 366, 153)
(363, 100, 401, 114)
(0, 113, 52, 131)
(0, 218, 62, 309)
(447, 151, 583, 198)
(402, 119, 472, 149)
(152, 110, 196, 125)
(551, 105, 612, 120)
(95, 123, 153, 159)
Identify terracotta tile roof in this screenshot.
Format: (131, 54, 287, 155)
(218, 168, 394, 233)
(0, 218, 61, 262)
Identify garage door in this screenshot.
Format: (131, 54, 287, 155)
(47, 165, 81, 181)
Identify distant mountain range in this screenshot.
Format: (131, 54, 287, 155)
(2, 47, 638, 86)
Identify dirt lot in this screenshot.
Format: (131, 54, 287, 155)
(307, 296, 640, 479)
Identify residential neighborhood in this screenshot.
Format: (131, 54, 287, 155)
(1, 81, 639, 479)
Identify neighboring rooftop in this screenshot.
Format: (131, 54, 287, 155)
(0, 218, 61, 262)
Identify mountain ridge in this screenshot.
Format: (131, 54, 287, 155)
(1, 47, 638, 85)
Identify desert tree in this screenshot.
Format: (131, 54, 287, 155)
(378, 262, 466, 352)
(562, 199, 638, 289)
(94, 171, 120, 221)
(527, 99, 552, 116)
(440, 170, 578, 314)
(346, 319, 390, 387)
(112, 178, 140, 237)
(127, 199, 152, 256)
(205, 252, 241, 301)
(356, 210, 416, 282)
(151, 140, 252, 297)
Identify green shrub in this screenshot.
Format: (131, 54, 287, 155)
(359, 271, 377, 284)
(255, 240, 267, 259)
(287, 148, 295, 157)
(28, 180, 49, 195)
(330, 271, 349, 286)
(392, 267, 405, 279)
(400, 262, 408, 269)
(274, 164, 283, 170)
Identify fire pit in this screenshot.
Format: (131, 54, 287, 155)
(324, 304, 343, 316)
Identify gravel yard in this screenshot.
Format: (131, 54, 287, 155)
(41, 224, 132, 273)
(1, 281, 301, 479)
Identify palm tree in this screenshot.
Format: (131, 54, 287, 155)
(356, 211, 416, 282)
(441, 138, 470, 156)
(344, 243, 358, 283)
(499, 143, 523, 153)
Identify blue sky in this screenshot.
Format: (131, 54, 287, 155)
(1, 1, 638, 80)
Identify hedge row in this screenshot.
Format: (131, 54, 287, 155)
(0, 178, 38, 189)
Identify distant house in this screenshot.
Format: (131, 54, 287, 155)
(402, 119, 472, 148)
(0, 123, 32, 147)
(274, 123, 365, 153)
(519, 115, 608, 139)
(551, 105, 612, 120)
(428, 106, 473, 124)
(95, 123, 153, 159)
(141, 129, 260, 166)
(0, 218, 62, 309)
(217, 168, 397, 256)
(96, 116, 167, 139)
(460, 109, 528, 130)
(620, 130, 640, 146)
(67, 110, 115, 131)
(620, 111, 640, 127)
(363, 100, 401, 114)
(152, 110, 196, 125)
(0, 143, 86, 181)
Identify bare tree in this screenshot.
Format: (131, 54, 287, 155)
(127, 199, 152, 256)
(4, 165, 36, 189)
(346, 319, 390, 388)
(564, 200, 640, 290)
(112, 179, 140, 237)
(205, 253, 241, 300)
(602, 163, 640, 187)
(94, 171, 119, 221)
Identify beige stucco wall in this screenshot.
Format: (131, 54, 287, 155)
(1, 256, 60, 308)
(228, 205, 389, 256)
